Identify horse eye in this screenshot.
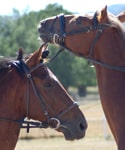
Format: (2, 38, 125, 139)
(44, 82, 52, 88)
(76, 17, 82, 24)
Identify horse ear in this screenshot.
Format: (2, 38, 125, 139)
(117, 11, 125, 22)
(97, 6, 108, 22)
(26, 45, 43, 68)
(17, 48, 23, 60)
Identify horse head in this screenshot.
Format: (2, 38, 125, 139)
(0, 45, 87, 142)
(38, 6, 125, 59)
(25, 45, 88, 140)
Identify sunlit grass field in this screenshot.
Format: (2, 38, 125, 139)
(16, 137, 117, 150)
(15, 91, 117, 150)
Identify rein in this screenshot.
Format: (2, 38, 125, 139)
(41, 13, 125, 73)
(0, 58, 78, 133)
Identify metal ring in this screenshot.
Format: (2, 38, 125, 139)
(52, 34, 59, 44)
(27, 73, 31, 78)
(49, 118, 60, 129)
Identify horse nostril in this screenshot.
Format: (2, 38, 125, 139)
(40, 20, 47, 27)
(79, 122, 85, 130)
(79, 121, 87, 131)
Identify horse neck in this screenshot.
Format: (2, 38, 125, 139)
(0, 122, 20, 150)
(95, 29, 125, 106)
(0, 71, 25, 149)
(0, 70, 25, 118)
(95, 28, 125, 67)
(94, 32, 125, 143)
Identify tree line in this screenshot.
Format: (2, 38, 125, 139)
(0, 3, 97, 95)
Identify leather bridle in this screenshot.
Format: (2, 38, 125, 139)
(39, 13, 125, 72)
(0, 55, 78, 133)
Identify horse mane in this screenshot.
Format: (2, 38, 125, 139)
(0, 47, 48, 79)
(107, 12, 125, 40)
(0, 48, 24, 79)
(0, 58, 13, 79)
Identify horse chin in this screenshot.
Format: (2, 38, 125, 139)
(57, 126, 86, 141)
(38, 28, 50, 44)
(39, 34, 48, 44)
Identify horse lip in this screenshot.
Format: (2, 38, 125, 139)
(38, 27, 45, 36)
(39, 34, 44, 38)
(57, 125, 86, 141)
(38, 33, 47, 42)
(64, 130, 86, 141)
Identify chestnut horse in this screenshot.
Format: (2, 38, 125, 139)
(38, 6, 125, 150)
(0, 45, 87, 150)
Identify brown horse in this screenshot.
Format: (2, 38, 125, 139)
(38, 6, 125, 150)
(0, 45, 87, 150)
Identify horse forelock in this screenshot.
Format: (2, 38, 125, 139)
(0, 59, 12, 69)
(0, 59, 13, 79)
(0, 57, 23, 77)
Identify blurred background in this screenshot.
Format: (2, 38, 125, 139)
(0, 1, 125, 149)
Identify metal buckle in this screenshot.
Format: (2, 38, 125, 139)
(49, 118, 60, 129)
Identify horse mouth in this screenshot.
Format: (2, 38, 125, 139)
(38, 25, 49, 43)
(57, 124, 86, 141)
(60, 128, 85, 141)
(38, 32, 48, 44)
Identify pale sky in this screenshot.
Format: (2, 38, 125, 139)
(1, 0, 125, 15)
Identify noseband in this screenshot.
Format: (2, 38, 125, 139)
(0, 58, 78, 133)
(40, 13, 125, 72)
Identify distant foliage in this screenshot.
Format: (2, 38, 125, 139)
(0, 3, 97, 90)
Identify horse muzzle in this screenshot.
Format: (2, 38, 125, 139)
(58, 119, 87, 141)
(49, 117, 87, 141)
